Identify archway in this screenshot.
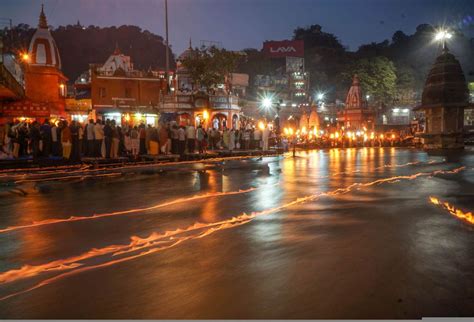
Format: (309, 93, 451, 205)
(211, 113, 228, 130)
(232, 114, 239, 129)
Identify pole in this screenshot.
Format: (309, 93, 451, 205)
(164, 0, 169, 88)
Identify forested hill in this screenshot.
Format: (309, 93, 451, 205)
(2, 23, 176, 82)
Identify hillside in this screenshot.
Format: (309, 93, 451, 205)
(2, 23, 176, 82)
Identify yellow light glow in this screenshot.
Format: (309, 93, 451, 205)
(346, 131, 352, 138)
(258, 121, 265, 130)
(363, 134, 368, 142)
(124, 114, 131, 122)
(335, 132, 340, 139)
(370, 132, 375, 139)
(203, 110, 209, 120)
(301, 126, 307, 135)
(289, 128, 294, 136)
(284, 128, 289, 135)
(21, 53, 30, 62)
(391, 134, 396, 139)
(59, 84, 65, 89)
(135, 113, 143, 119)
(329, 133, 335, 139)
(380, 134, 384, 139)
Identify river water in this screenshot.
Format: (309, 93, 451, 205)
(0, 148, 473, 318)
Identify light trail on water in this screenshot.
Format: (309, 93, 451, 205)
(0, 160, 442, 234)
(0, 185, 275, 234)
(429, 196, 474, 224)
(0, 166, 465, 301)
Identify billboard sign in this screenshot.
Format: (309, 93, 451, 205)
(263, 40, 304, 58)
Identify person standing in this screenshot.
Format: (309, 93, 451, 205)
(229, 128, 235, 151)
(262, 125, 270, 151)
(110, 121, 119, 158)
(145, 125, 153, 154)
(29, 121, 41, 161)
(103, 119, 112, 159)
(253, 127, 261, 150)
(94, 119, 104, 157)
(130, 126, 140, 157)
(61, 121, 72, 160)
(196, 125, 205, 154)
(85, 119, 95, 157)
(70, 121, 81, 161)
(78, 122, 84, 157)
(51, 122, 60, 156)
(18, 123, 28, 157)
(159, 124, 169, 154)
(139, 124, 146, 155)
(170, 124, 179, 154)
(40, 119, 52, 157)
(178, 125, 186, 156)
(124, 129, 132, 156)
(185, 123, 196, 153)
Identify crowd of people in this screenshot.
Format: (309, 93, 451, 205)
(0, 118, 273, 161)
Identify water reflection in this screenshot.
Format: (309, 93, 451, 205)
(0, 148, 473, 318)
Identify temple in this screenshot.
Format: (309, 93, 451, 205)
(416, 45, 469, 150)
(337, 75, 375, 130)
(1, 5, 67, 122)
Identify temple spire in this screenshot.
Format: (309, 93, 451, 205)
(38, 4, 48, 29)
(345, 74, 363, 109)
(113, 42, 121, 55)
(189, 38, 192, 49)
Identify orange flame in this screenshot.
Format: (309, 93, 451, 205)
(429, 196, 474, 225)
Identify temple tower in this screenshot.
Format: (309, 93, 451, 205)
(337, 75, 374, 130)
(418, 46, 469, 150)
(24, 5, 67, 117)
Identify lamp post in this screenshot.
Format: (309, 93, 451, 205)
(434, 29, 452, 50)
(260, 96, 283, 148)
(164, 0, 170, 90)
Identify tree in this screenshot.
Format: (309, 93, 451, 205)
(345, 56, 397, 105)
(181, 46, 241, 91)
(394, 64, 417, 104)
(293, 24, 349, 101)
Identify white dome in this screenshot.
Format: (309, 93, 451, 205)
(28, 6, 61, 69)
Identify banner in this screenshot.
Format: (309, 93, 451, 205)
(263, 40, 304, 58)
(0, 100, 52, 117)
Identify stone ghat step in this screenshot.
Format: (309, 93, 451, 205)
(0, 149, 282, 172)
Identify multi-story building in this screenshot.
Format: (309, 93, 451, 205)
(160, 45, 246, 129)
(88, 47, 169, 126)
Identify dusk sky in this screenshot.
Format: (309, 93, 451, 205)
(1, 0, 473, 55)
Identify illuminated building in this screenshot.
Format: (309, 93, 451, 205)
(1, 5, 67, 122)
(337, 75, 375, 131)
(162, 45, 245, 129)
(89, 45, 169, 126)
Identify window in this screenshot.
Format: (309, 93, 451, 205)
(99, 87, 106, 98)
(125, 88, 132, 98)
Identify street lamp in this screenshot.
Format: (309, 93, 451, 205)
(262, 97, 272, 110)
(317, 93, 324, 101)
(21, 53, 30, 62)
(434, 29, 452, 49)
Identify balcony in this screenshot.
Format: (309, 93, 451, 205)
(162, 93, 240, 111)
